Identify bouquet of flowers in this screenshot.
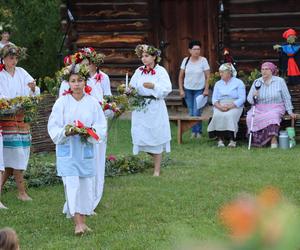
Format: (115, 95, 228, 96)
(0, 96, 42, 122)
(117, 84, 154, 111)
(65, 120, 99, 143)
(101, 98, 123, 118)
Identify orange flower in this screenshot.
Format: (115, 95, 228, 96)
(257, 187, 281, 208)
(219, 197, 258, 240)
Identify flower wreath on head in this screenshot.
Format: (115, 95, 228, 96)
(79, 47, 105, 82)
(63, 51, 87, 66)
(134, 44, 161, 63)
(78, 47, 105, 67)
(0, 44, 27, 61)
(57, 63, 90, 82)
(0, 44, 27, 71)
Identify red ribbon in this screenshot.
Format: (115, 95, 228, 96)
(74, 120, 100, 141)
(62, 89, 73, 95)
(84, 85, 92, 95)
(0, 64, 5, 72)
(139, 67, 156, 75)
(94, 73, 103, 83)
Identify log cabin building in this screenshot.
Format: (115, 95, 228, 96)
(61, 0, 300, 111)
(63, 0, 300, 85)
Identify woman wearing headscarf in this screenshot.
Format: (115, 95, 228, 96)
(207, 63, 246, 147)
(246, 62, 296, 148)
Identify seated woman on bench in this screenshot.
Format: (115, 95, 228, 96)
(207, 63, 246, 147)
(246, 62, 296, 148)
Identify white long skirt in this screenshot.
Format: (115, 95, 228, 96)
(207, 107, 243, 136)
(133, 141, 171, 155)
(93, 142, 106, 210)
(62, 176, 94, 218)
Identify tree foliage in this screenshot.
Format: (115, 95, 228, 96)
(0, 0, 63, 78)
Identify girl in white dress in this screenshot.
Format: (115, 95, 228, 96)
(48, 63, 107, 235)
(83, 48, 112, 210)
(58, 48, 112, 210)
(130, 44, 172, 176)
(0, 44, 38, 202)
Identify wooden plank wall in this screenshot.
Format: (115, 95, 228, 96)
(223, 0, 300, 72)
(66, 0, 156, 88)
(158, 0, 219, 87)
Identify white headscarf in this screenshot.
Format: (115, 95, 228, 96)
(219, 63, 237, 77)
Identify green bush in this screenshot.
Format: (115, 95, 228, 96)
(3, 153, 171, 190)
(0, 0, 63, 79)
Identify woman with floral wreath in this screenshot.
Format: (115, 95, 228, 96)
(59, 48, 112, 211)
(130, 44, 172, 176)
(0, 44, 39, 202)
(48, 62, 107, 235)
(79, 47, 112, 211)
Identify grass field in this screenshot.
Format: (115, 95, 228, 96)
(1, 119, 300, 250)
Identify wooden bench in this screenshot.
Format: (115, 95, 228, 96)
(169, 115, 211, 144)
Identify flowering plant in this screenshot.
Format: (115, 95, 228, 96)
(0, 8, 15, 34)
(216, 187, 300, 250)
(0, 96, 42, 122)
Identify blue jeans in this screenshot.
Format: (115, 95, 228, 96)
(184, 88, 204, 134)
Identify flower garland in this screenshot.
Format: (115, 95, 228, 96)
(0, 96, 42, 122)
(57, 63, 89, 82)
(135, 44, 161, 63)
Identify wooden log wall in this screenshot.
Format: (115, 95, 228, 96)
(64, 0, 157, 88)
(223, 0, 300, 72)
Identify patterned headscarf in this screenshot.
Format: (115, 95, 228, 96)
(219, 63, 237, 77)
(261, 62, 277, 75)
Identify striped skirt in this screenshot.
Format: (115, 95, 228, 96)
(0, 112, 31, 170)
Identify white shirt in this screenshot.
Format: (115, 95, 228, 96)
(180, 57, 210, 90)
(0, 67, 34, 98)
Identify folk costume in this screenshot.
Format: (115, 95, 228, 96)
(0, 47, 37, 170)
(48, 93, 107, 218)
(130, 45, 172, 154)
(278, 28, 300, 85)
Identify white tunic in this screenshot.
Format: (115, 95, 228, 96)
(130, 64, 172, 154)
(0, 67, 33, 98)
(86, 72, 112, 210)
(47, 94, 107, 218)
(0, 67, 34, 170)
(58, 72, 112, 210)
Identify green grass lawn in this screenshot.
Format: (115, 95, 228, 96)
(1, 120, 300, 250)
